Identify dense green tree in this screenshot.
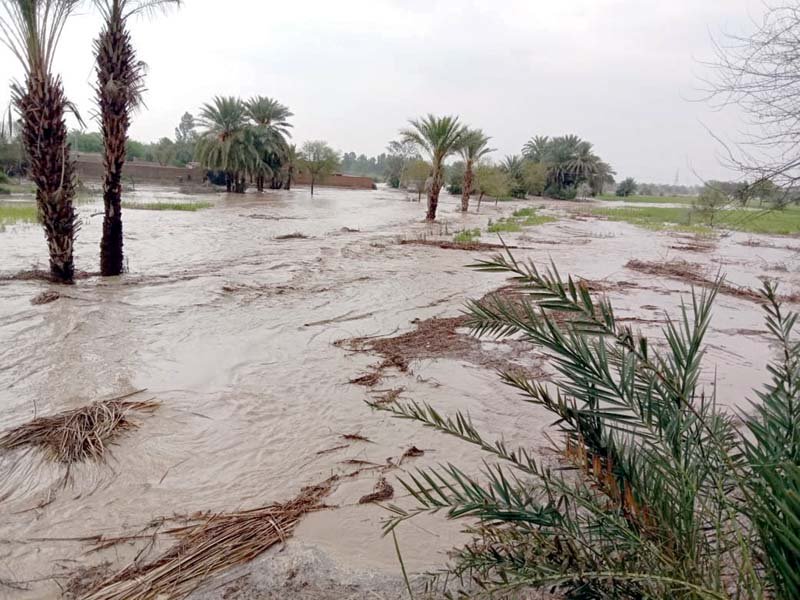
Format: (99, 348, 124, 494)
(1, 0, 80, 282)
(300, 140, 339, 195)
(406, 158, 431, 202)
(246, 96, 293, 190)
(68, 130, 104, 153)
(522, 161, 547, 196)
(174, 111, 197, 165)
(154, 137, 176, 166)
(196, 96, 255, 192)
(458, 128, 493, 212)
(474, 162, 511, 210)
(400, 114, 467, 220)
(385, 138, 417, 187)
(616, 177, 638, 197)
(500, 154, 527, 198)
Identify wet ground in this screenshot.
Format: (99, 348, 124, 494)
(0, 186, 798, 598)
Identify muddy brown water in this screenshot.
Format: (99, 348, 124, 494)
(0, 186, 798, 598)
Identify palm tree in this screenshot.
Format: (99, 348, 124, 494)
(400, 114, 466, 221)
(458, 129, 493, 212)
(93, 0, 180, 276)
(245, 96, 292, 190)
(196, 96, 254, 192)
(522, 135, 549, 162)
(282, 144, 298, 190)
(1, 0, 80, 282)
(500, 154, 527, 198)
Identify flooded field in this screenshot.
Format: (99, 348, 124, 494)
(0, 185, 798, 598)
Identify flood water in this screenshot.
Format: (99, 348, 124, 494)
(0, 185, 798, 598)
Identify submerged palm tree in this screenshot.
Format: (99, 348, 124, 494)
(196, 96, 254, 192)
(282, 143, 298, 190)
(93, 0, 180, 276)
(1, 0, 80, 282)
(458, 129, 493, 212)
(400, 114, 466, 221)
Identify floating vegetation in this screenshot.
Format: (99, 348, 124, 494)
(80, 478, 336, 600)
(0, 391, 158, 465)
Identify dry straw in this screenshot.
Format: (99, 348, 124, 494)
(0, 390, 158, 464)
(81, 477, 336, 600)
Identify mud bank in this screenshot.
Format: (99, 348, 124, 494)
(0, 187, 798, 598)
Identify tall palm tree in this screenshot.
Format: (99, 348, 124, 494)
(282, 143, 298, 190)
(245, 96, 292, 191)
(93, 0, 180, 276)
(400, 114, 466, 221)
(196, 96, 255, 192)
(522, 135, 549, 162)
(458, 129, 493, 212)
(1, 0, 80, 282)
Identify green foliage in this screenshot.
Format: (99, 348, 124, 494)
(446, 160, 465, 194)
(522, 161, 547, 196)
(599, 194, 696, 204)
(453, 228, 481, 244)
(154, 137, 176, 166)
(692, 185, 731, 226)
(616, 177, 638, 196)
(0, 202, 37, 225)
(474, 163, 511, 202)
(68, 130, 104, 153)
(300, 140, 340, 194)
(372, 252, 800, 599)
(523, 134, 615, 197)
(487, 208, 555, 232)
(0, 169, 9, 185)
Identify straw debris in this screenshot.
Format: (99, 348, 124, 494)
(0, 392, 157, 464)
(81, 478, 336, 600)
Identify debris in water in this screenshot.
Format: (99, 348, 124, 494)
(275, 232, 309, 240)
(401, 446, 424, 462)
(340, 226, 360, 232)
(0, 391, 157, 465)
(79, 478, 336, 600)
(31, 290, 61, 305)
(358, 477, 394, 504)
(315, 444, 349, 456)
(341, 433, 372, 442)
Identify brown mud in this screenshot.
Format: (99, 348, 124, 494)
(0, 186, 798, 598)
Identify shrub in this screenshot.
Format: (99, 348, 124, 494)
(453, 228, 481, 244)
(373, 253, 800, 599)
(616, 177, 638, 196)
(544, 182, 577, 200)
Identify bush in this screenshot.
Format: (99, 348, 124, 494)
(453, 228, 481, 244)
(373, 253, 800, 599)
(544, 182, 577, 200)
(616, 177, 638, 197)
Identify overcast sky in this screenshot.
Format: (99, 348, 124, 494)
(0, 0, 768, 183)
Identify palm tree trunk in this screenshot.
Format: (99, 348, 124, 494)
(284, 167, 293, 190)
(97, 9, 134, 276)
(225, 172, 232, 192)
(16, 73, 77, 283)
(426, 171, 442, 221)
(461, 161, 473, 212)
(477, 192, 483, 212)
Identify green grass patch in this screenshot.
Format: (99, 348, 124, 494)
(0, 202, 38, 226)
(489, 208, 556, 233)
(453, 228, 481, 243)
(598, 194, 696, 205)
(591, 205, 800, 235)
(121, 201, 212, 212)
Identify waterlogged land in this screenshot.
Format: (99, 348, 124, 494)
(0, 186, 798, 598)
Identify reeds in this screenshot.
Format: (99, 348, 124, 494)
(81, 478, 335, 600)
(0, 392, 158, 464)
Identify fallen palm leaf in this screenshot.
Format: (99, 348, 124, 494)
(81, 478, 336, 600)
(0, 391, 157, 465)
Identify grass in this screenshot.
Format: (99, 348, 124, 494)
(488, 207, 556, 233)
(598, 194, 696, 204)
(453, 228, 481, 243)
(0, 202, 38, 226)
(590, 204, 800, 235)
(121, 201, 212, 211)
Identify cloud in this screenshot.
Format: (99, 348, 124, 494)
(0, 0, 766, 182)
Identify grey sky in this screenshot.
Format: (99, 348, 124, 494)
(0, 0, 767, 183)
